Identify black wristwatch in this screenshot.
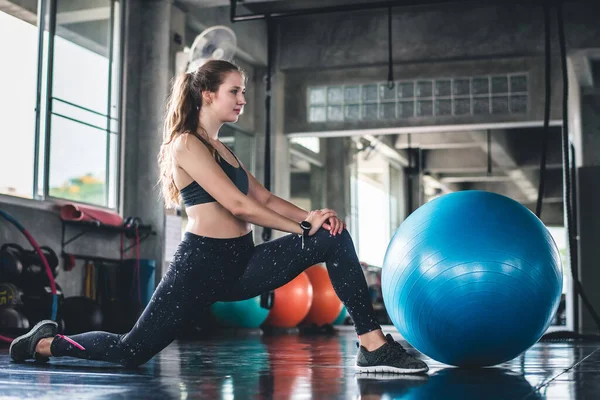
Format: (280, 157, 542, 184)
(299, 220, 311, 249)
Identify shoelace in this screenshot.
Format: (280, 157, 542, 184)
(356, 335, 408, 354)
(385, 334, 407, 353)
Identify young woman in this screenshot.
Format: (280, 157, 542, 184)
(10, 60, 428, 375)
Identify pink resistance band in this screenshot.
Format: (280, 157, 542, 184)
(56, 334, 86, 351)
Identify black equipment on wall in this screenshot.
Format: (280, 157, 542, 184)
(261, 16, 277, 243)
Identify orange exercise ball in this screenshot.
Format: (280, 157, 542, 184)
(265, 271, 313, 328)
(302, 265, 343, 326)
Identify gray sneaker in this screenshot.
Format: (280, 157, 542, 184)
(356, 334, 429, 374)
(9, 320, 57, 362)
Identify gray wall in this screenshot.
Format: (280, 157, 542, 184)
(278, 2, 600, 70)
(0, 202, 115, 298)
(0, 0, 173, 297)
(121, 0, 172, 275)
(284, 56, 564, 134)
(277, 1, 600, 134)
(574, 92, 600, 334)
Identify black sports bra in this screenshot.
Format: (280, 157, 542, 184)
(179, 145, 249, 207)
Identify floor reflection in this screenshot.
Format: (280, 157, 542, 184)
(0, 328, 598, 399)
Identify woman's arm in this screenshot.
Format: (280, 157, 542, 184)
(174, 135, 303, 235)
(243, 164, 345, 234)
(244, 168, 309, 222)
(265, 195, 309, 223)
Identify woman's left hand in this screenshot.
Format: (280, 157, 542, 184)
(319, 209, 346, 236)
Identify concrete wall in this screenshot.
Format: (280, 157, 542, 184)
(278, 2, 600, 70)
(276, 1, 600, 134)
(0, 202, 115, 298)
(121, 0, 172, 276)
(0, 0, 172, 296)
(284, 56, 564, 134)
(178, 2, 268, 66)
(575, 92, 600, 334)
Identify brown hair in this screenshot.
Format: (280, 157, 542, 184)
(158, 60, 245, 208)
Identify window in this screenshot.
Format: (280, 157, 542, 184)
(0, 0, 124, 209)
(307, 73, 529, 123)
(0, 8, 40, 199)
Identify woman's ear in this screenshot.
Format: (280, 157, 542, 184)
(203, 91, 213, 106)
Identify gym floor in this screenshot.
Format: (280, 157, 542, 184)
(0, 326, 598, 399)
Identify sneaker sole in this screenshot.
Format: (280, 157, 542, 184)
(355, 365, 429, 374)
(9, 320, 58, 362)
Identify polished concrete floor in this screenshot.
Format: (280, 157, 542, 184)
(0, 326, 599, 399)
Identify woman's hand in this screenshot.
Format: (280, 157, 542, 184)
(304, 209, 338, 236)
(322, 214, 346, 236)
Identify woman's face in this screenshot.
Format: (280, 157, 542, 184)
(206, 71, 246, 123)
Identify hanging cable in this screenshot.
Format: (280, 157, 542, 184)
(535, 0, 552, 218)
(262, 16, 275, 243)
(387, 6, 394, 89)
(555, 0, 600, 335)
(487, 129, 492, 176)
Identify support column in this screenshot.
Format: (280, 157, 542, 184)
(575, 92, 600, 334)
(324, 137, 353, 222)
(122, 0, 172, 277)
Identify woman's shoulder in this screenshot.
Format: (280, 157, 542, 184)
(173, 132, 212, 158)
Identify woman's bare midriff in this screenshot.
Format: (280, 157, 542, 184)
(184, 203, 251, 239)
(173, 156, 251, 239)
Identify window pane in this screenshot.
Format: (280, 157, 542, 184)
(361, 104, 378, 120)
(379, 83, 396, 101)
(327, 87, 343, 104)
(397, 82, 414, 99)
(379, 102, 396, 119)
(417, 100, 433, 117)
(52, 99, 108, 130)
(327, 105, 343, 121)
(48, 116, 107, 206)
(454, 98, 471, 115)
(309, 87, 326, 105)
(110, 1, 122, 121)
(435, 80, 451, 97)
(309, 106, 326, 122)
(511, 75, 527, 93)
(362, 84, 378, 102)
(0, 8, 39, 198)
(453, 79, 470, 96)
(344, 86, 360, 104)
(399, 101, 414, 118)
(492, 76, 509, 94)
(473, 97, 490, 115)
(472, 77, 489, 95)
(344, 105, 360, 120)
(53, 0, 112, 119)
(48, 0, 121, 207)
(492, 96, 509, 114)
(435, 99, 452, 116)
(416, 81, 433, 98)
(510, 95, 528, 113)
(109, 133, 118, 208)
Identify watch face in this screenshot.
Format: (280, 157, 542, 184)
(301, 221, 311, 230)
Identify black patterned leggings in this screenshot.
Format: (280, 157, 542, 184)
(50, 228, 381, 367)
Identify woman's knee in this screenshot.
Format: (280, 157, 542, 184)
(120, 348, 152, 368)
(313, 227, 353, 247)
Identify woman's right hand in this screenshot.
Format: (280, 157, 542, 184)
(304, 209, 338, 236)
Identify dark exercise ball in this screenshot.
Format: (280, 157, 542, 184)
(0, 307, 30, 335)
(62, 296, 103, 334)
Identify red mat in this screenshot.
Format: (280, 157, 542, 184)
(59, 203, 123, 226)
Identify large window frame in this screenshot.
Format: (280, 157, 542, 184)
(0, 0, 126, 211)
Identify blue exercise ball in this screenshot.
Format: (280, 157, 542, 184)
(382, 191, 563, 367)
(211, 296, 270, 329)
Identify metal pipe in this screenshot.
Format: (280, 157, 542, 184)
(230, 0, 472, 22)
